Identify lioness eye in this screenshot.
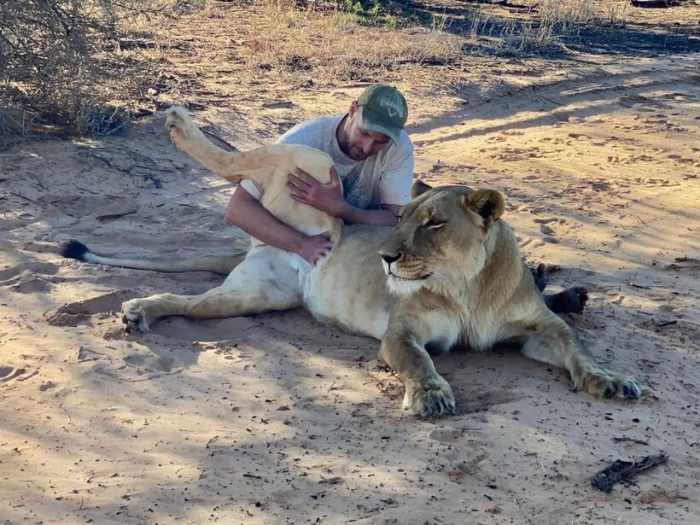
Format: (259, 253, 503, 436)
(424, 220, 445, 230)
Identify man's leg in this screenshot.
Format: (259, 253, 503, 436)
(533, 263, 589, 315)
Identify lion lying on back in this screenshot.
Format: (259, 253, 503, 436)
(61, 106, 642, 417)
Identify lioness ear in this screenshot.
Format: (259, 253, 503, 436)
(462, 189, 505, 226)
(411, 179, 432, 199)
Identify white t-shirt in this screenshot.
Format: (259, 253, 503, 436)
(239, 115, 414, 209)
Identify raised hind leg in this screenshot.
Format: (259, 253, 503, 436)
(518, 312, 642, 400)
(165, 106, 299, 187)
(121, 248, 303, 333)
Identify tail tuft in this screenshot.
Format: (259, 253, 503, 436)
(60, 239, 91, 261)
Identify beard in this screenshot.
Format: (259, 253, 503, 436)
(343, 128, 370, 161)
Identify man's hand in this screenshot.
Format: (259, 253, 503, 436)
(288, 166, 346, 217)
(295, 233, 334, 265)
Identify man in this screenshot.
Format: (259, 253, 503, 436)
(225, 83, 588, 315)
(226, 83, 413, 265)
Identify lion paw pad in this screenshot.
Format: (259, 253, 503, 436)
(121, 300, 150, 334)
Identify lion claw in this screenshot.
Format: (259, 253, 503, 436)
(580, 368, 642, 400)
(403, 375, 456, 419)
(121, 299, 150, 334)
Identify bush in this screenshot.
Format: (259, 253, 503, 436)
(0, 1, 148, 144)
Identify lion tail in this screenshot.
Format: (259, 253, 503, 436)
(60, 239, 246, 275)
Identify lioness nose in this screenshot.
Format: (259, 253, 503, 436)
(381, 252, 403, 265)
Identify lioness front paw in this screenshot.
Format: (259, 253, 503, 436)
(121, 299, 151, 334)
(577, 367, 642, 400)
(403, 375, 456, 418)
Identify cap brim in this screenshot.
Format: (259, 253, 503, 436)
(360, 107, 401, 145)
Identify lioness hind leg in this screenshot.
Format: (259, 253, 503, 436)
(164, 107, 246, 185)
(519, 315, 642, 400)
(121, 283, 300, 333)
(121, 249, 303, 333)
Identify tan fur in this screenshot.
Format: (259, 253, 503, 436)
(107, 106, 642, 418)
(165, 106, 342, 245)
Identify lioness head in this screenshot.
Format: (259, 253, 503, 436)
(378, 180, 505, 296)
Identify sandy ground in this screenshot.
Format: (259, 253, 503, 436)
(1, 53, 699, 524)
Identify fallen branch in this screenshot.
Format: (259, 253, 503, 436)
(656, 320, 677, 328)
(591, 453, 668, 493)
(630, 0, 681, 8)
(612, 436, 650, 446)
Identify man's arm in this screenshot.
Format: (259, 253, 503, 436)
(225, 187, 334, 265)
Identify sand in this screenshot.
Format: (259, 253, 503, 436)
(1, 53, 699, 524)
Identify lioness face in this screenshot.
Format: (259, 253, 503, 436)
(378, 181, 505, 296)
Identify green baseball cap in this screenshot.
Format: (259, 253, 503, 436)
(357, 84, 408, 145)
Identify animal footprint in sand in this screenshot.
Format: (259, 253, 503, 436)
(124, 354, 184, 375)
(533, 217, 573, 244)
(0, 262, 58, 295)
(495, 146, 543, 161)
(0, 366, 36, 385)
(540, 225, 559, 244)
(540, 224, 556, 236)
(44, 291, 132, 328)
(634, 177, 679, 187)
(90, 353, 184, 382)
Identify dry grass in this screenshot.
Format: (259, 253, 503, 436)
(537, 0, 632, 38)
(102, 0, 468, 108)
(0, 0, 179, 146)
(462, 0, 634, 55)
(538, 0, 600, 28)
(0, 0, 695, 145)
(239, 1, 463, 84)
(0, 108, 35, 149)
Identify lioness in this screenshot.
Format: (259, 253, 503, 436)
(61, 107, 642, 417)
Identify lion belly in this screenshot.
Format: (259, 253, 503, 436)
(302, 224, 397, 340)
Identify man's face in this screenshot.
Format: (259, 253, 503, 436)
(344, 107, 391, 161)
